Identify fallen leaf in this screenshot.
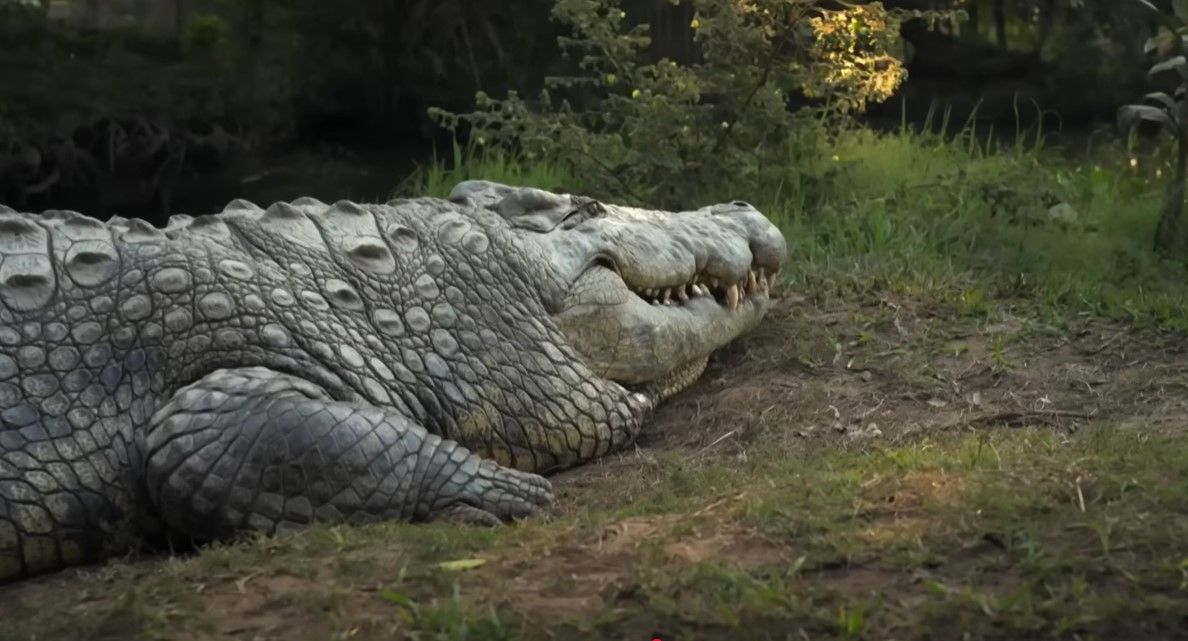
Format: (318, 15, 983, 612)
(436, 558, 487, 571)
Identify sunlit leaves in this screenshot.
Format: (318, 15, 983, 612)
(803, 5, 910, 112)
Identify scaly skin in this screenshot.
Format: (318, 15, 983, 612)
(0, 181, 786, 582)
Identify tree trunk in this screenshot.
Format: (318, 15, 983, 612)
(83, 0, 100, 28)
(1035, 0, 1055, 55)
(966, 1, 979, 41)
(992, 0, 1007, 49)
(174, 0, 189, 38)
(1155, 124, 1188, 255)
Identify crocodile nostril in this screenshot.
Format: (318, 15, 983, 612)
(731, 200, 751, 208)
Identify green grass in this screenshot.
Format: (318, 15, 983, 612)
(401, 141, 583, 202)
(8, 425, 1186, 641)
(406, 126, 1188, 330)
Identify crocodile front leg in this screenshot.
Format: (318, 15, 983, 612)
(143, 367, 553, 540)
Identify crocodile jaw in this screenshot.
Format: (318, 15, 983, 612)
(553, 264, 774, 385)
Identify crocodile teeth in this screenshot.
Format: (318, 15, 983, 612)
(630, 268, 774, 310)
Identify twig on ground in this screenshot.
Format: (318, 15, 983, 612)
(691, 492, 746, 517)
(1080, 330, 1127, 356)
(235, 572, 261, 594)
(698, 430, 737, 454)
(860, 396, 885, 419)
(946, 408, 1094, 430)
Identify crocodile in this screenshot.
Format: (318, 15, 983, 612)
(0, 180, 787, 582)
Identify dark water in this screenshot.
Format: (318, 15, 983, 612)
(4, 144, 428, 228)
(165, 146, 426, 220)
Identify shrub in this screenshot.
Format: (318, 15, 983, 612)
(431, 0, 959, 208)
(181, 14, 228, 56)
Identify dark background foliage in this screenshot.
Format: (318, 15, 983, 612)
(0, 0, 1163, 223)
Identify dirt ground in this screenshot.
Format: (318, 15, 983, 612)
(569, 291, 1188, 478)
(4, 292, 1188, 641)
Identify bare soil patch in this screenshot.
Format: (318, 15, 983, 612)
(636, 292, 1188, 456)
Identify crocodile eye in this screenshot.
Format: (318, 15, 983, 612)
(557, 210, 585, 230)
(559, 201, 607, 229)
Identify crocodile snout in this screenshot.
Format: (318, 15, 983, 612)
(604, 199, 787, 314)
(709, 201, 787, 279)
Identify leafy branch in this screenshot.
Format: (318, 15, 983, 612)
(1121, 0, 1188, 254)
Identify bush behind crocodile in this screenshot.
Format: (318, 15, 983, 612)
(0, 180, 786, 582)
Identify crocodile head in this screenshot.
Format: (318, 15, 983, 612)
(449, 180, 787, 402)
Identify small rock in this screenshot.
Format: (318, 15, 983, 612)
(1047, 202, 1078, 224)
(860, 370, 873, 382)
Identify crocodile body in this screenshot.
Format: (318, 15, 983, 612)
(0, 181, 786, 581)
